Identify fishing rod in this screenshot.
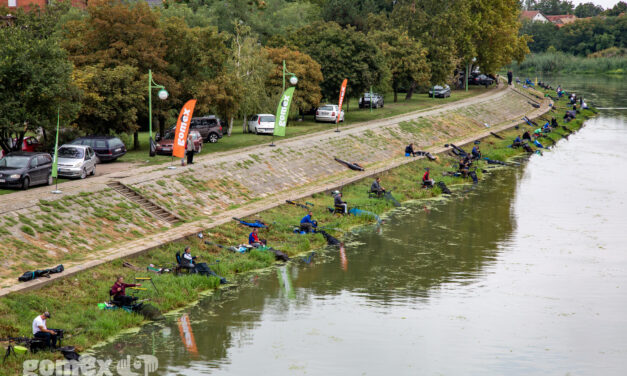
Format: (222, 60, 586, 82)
(136, 277, 159, 294)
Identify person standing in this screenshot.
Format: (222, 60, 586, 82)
(33, 312, 58, 350)
(507, 70, 513, 86)
(186, 133, 194, 165)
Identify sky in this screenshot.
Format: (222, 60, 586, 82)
(570, 0, 623, 9)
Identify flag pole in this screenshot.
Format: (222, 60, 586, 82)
(51, 107, 62, 194)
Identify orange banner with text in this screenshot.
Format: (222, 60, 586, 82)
(172, 99, 197, 158)
(337, 79, 347, 123)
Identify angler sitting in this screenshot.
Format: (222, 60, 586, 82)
(512, 136, 522, 148)
(180, 246, 197, 272)
(249, 228, 266, 248)
(471, 146, 481, 160)
(405, 143, 417, 157)
(300, 211, 318, 233)
(551, 117, 559, 128)
(422, 168, 434, 188)
(370, 177, 385, 197)
(458, 157, 470, 178)
(522, 142, 534, 153)
(333, 191, 348, 214)
(32, 311, 60, 351)
(522, 130, 531, 141)
(110, 276, 142, 306)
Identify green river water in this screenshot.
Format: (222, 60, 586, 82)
(92, 75, 627, 375)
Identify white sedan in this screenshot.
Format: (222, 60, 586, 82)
(247, 114, 276, 134)
(315, 105, 345, 123)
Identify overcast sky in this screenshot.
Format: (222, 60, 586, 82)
(570, 0, 623, 8)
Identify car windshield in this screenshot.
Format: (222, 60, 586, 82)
(320, 106, 335, 111)
(58, 147, 84, 159)
(433, 86, 443, 90)
(163, 132, 175, 140)
(0, 156, 30, 168)
(260, 116, 275, 122)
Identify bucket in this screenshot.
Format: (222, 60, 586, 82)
(13, 345, 28, 355)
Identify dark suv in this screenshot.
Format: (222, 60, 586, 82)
(359, 93, 384, 109)
(70, 136, 127, 162)
(0, 152, 52, 189)
(190, 116, 224, 143)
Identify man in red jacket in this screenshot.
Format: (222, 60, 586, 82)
(422, 168, 434, 188)
(110, 276, 141, 306)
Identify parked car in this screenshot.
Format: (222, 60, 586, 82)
(315, 105, 345, 123)
(429, 84, 452, 98)
(56, 144, 97, 179)
(0, 152, 52, 189)
(155, 130, 203, 155)
(190, 116, 224, 143)
(12, 136, 43, 152)
(247, 114, 276, 135)
(472, 74, 494, 87)
(359, 93, 384, 108)
(70, 136, 127, 162)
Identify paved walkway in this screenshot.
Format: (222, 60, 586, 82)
(0, 85, 552, 297)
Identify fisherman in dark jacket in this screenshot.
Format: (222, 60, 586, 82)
(551, 117, 558, 128)
(333, 191, 348, 214)
(405, 143, 417, 157)
(370, 177, 385, 196)
(522, 130, 532, 141)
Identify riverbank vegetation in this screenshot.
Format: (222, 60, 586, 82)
(511, 51, 627, 74)
(0, 0, 529, 153)
(0, 88, 596, 375)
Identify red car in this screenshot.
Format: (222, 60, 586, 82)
(155, 130, 203, 155)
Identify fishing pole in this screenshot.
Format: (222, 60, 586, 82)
(136, 277, 159, 294)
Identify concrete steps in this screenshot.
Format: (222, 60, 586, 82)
(107, 181, 180, 225)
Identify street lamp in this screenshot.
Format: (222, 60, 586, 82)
(282, 60, 297, 92)
(466, 57, 477, 92)
(148, 69, 168, 157)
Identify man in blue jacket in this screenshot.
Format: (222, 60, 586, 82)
(300, 211, 318, 233)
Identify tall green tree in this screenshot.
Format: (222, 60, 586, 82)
(321, 0, 391, 30)
(520, 19, 559, 53)
(280, 21, 388, 102)
(391, 0, 466, 94)
(265, 47, 324, 115)
(62, 0, 171, 147)
(0, 16, 79, 154)
(463, 0, 531, 75)
(604, 1, 627, 16)
(370, 28, 430, 102)
(530, 0, 574, 15)
(574, 2, 604, 18)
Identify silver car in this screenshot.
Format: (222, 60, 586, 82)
(429, 84, 451, 98)
(56, 144, 97, 179)
(247, 114, 276, 135)
(315, 105, 345, 123)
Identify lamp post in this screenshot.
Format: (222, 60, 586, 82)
(148, 69, 168, 157)
(282, 60, 297, 92)
(466, 57, 477, 92)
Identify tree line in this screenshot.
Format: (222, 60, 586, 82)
(0, 0, 529, 152)
(523, 0, 627, 17)
(521, 15, 627, 55)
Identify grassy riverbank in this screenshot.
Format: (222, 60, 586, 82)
(115, 88, 489, 166)
(0, 90, 595, 375)
(511, 52, 627, 74)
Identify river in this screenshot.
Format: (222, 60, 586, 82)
(92, 75, 627, 375)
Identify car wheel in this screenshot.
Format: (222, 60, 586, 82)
(22, 177, 30, 190)
(80, 168, 87, 179)
(90, 165, 96, 176)
(47, 173, 53, 185)
(208, 133, 218, 143)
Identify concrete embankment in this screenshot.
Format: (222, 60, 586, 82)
(0, 85, 550, 294)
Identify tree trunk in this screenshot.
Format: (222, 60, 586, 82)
(242, 114, 248, 134)
(133, 130, 140, 150)
(228, 116, 234, 136)
(405, 81, 417, 100)
(393, 89, 398, 103)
